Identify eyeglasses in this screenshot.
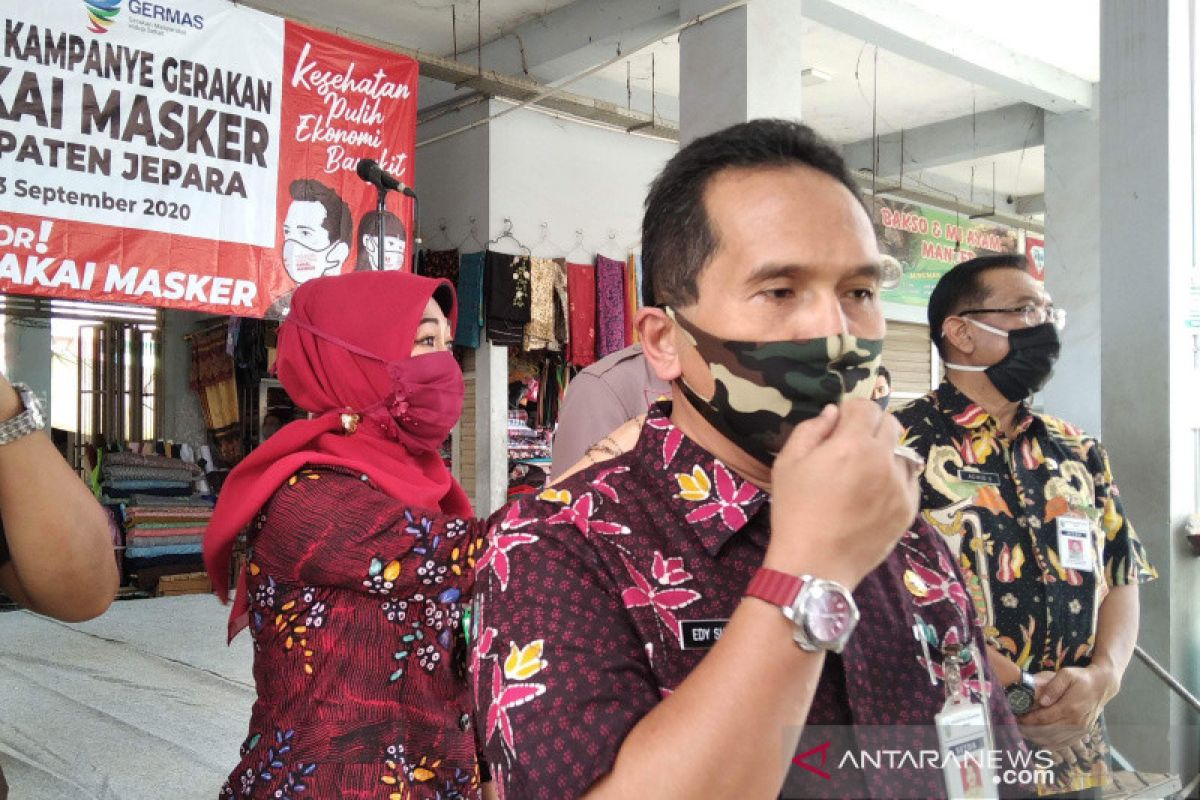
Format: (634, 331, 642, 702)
(957, 304, 1066, 330)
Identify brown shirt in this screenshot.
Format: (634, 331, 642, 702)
(549, 344, 671, 479)
(476, 401, 1028, 798)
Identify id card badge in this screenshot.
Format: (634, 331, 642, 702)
(935, 701, 998, 799)
(1055, 515, 1095, 572)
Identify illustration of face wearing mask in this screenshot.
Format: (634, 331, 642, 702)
(282, 199, 350, 284)
(283, 239, 348, 283)
(364, 235, 407, 271)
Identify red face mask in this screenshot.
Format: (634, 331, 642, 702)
(286, 316, 464, 453)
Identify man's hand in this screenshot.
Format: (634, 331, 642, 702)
(1019, 664, 1118, 750)
(764, 399, 920, 590)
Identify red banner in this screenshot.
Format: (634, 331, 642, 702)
(1025, 234, 1045, 282)
(0, 2, 418, 318)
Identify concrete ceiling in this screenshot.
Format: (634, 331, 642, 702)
(254, 0, 580, 57)
(244, 0, 1098, 220)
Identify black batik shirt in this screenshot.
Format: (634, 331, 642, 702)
(895, 381, 1157, 794)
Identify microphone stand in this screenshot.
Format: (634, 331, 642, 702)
(375, 186, 388, 271)
(409, 193, 420, 273)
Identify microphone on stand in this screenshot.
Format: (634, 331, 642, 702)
(356, 158, 419, 272)
(355, 158, 416, 198)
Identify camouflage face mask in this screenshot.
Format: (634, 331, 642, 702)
(667, 307, 884, 467)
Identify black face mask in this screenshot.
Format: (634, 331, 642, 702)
(946, 321, 1061, 402)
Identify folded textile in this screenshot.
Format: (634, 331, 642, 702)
(103, 465, 199, 484)
(124, 526, 207, 538)
(121, 494, 214, 508)
(105, 480, 193, 492)
(124, 522, 210, 532)
(104, 452, 203, 475)
(126, 535, 204, 549)
(125, 544, 204, 559)
(125, 520, 214, 532)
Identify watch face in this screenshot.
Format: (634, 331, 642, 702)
(1006, 683, 1036, 716)
(805, 585, 854, 643)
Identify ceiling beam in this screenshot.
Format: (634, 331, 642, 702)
(455, 0, 679, 77)
(859, 170, 1044, 233)
(1014, 193, 1046, 216)
(842, 103, 1044, 179)
(421, 0, 680, 110)
(803, 0, 1093, 112)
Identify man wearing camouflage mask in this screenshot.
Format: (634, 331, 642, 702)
(894, 255, 1157, 798)
(473, 120, 1027, 799)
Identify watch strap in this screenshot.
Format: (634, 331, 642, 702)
(0, 383, 45, 445)
(746, 567, 806, 609)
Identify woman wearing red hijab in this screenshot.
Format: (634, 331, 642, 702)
(205, 271, 485, 799)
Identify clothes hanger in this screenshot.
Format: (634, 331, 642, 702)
(598, 228, 625, 261)
(565, 228, 590, 262)
(530, 222, 566, 258)
(486, 217, 530, 255)
(432, 218, 455, 250)
(456, 216, 485, 252)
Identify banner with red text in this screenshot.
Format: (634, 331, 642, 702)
(1025, 234, 1045, 282)
(0, 0, 418, 318)
(871, 197, 1020, 307)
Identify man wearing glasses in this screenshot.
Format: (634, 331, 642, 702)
(894, 254, 1157, 798)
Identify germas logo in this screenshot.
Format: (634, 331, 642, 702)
(84, 0, 122, 34)
(127, 0, 205, 29)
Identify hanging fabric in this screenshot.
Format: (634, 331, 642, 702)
(454, 251, 486, 348)
(484, 250, 532, 347)
(566, 261, 597, 366)
(624, 253, 638, 345)
(552, 259, 570, 354)
(420, 248, 461, 286)
(595, 254, 626, 359)
(523, 257, 560, 351)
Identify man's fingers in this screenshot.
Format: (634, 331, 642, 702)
(1038, 670, 1074, 708)
(777, 403, 839, 462)
(834, 397, 883, 437)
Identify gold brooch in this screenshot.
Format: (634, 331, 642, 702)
(340, 413, 360, 433)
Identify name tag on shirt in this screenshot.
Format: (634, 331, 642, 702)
(1056, 516, 1095, 572)
(935, 702, 998, 799)
(958, 469, 1001, 486)
(681, 619, 727, 650)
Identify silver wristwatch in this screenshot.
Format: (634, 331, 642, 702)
(746, 568, 861, 653)
(0, 383, 46, 445)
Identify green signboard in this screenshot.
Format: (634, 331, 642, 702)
(871, 197, 1020, 307)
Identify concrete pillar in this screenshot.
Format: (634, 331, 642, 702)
(159, 310, 210, 445)
(1098, 0, 1198, 779)
(4, 316, 51, 415)
(415, 101, 503, 514)
(678, 0, 806, 144)
(1040, 109, 1101, 436)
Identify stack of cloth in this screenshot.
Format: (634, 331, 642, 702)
(119, 496, 214, 592)
(100, 453, 212, 592)
(102, 452, 204, 499)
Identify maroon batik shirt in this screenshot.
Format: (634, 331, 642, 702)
(222, 466, 487, 800)
(472, 402, 1026, 799)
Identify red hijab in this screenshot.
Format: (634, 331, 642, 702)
(204, 270, 473, 641)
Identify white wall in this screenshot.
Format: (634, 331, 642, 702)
(415, 101, 676, 516)
(488, 108, 676, 261)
